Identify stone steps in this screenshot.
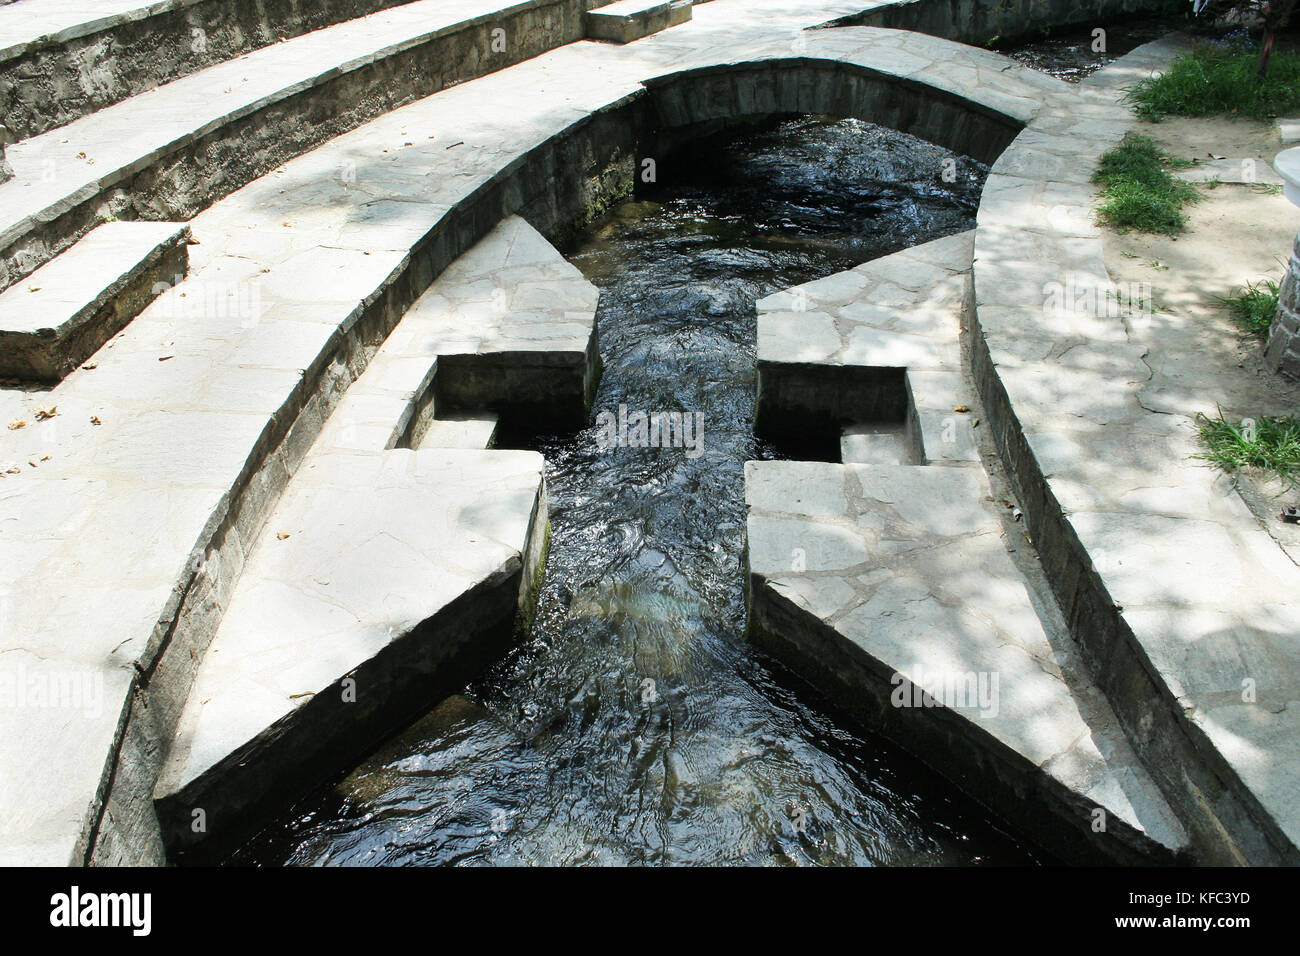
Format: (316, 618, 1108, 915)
(0, 220, 189, 381)
(416, 413, 499, 449)
(402, 215, 601, 432)
(0, 0, 590, 291)
(0, 0, 420, 140)
(586, 0, 692, 44)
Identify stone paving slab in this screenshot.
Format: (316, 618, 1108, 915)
(154, 447, 547, 858)
(0, 220, 189, 380)
(746, 459, 1187, 861)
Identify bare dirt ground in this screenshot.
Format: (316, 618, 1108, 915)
(1100, 112, 1300, 552)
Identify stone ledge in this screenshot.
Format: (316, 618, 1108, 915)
(746, 460, 1188, 863)
(0, 220, 189, 381)
(0, 0, 590, 292)
(0, 0, 441, 139)
(154, 447, 548, 861)
(586, 0, 692, 44)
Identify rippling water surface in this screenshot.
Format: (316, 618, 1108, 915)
(234, 116, 1046, 866)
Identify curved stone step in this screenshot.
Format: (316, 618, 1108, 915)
(0, 0, 419, 140)
(972, 35, 1300, 863)
(0, 220, 189, 381)
(0, 0, 589, 291)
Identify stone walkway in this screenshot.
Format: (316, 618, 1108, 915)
(967, 36, 1300, 863)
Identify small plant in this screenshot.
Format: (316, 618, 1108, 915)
(1125, 43, 1300, 121)
(1222, 277, 1281, 337)
(1092, 133, 1200, 235)
(1196, 411, 1300, 489)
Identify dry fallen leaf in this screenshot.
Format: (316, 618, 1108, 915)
(7, 419, 25, 430)
(953, 405, 969, 413)
(81, 362, 97, 370)
(276, 531, 291, 540)
(34, 406, 57, 420)
(90, 416, 102, 425)
(158, 354, 175, 362)
(27, 285, 40, 293)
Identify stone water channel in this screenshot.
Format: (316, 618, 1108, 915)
(232, 117, 1048, 866)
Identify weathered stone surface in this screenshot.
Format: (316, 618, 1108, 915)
(0, 221, 189, 381)
(0, 0, 419, 139)
(746, 460, 1187, 862)
(755, 229, 976, 457)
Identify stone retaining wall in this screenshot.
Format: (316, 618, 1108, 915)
(823, 0, 1164, 46)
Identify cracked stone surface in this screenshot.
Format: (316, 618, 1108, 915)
(747, 459, 1188, 857)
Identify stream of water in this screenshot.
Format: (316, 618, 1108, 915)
(233, 116, 1047, 866)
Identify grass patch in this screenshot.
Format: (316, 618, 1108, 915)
(1222, 277, 1281, 337)
(1196, 411, 1300, 489)
(1092, 133, 1200, 235)
(1126, 43, 1300, 121)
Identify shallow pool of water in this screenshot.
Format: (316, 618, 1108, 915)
(232, 116, 1046, 867)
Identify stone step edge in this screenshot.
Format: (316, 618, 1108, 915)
(0, 0, 420, 141)
(0, 221, 190, 382)
(747, 567, 1185, 864)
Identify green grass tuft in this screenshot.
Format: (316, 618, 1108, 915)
(1092, 133, 1200, 235)
(1222, 277, 1281, 338)
(1126, 44, 1300, 122)
(1196, 411, 1300, 489)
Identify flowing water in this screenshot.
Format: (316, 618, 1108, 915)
(234, 116, 1047, 866)
(999, 16, 1187, 82)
